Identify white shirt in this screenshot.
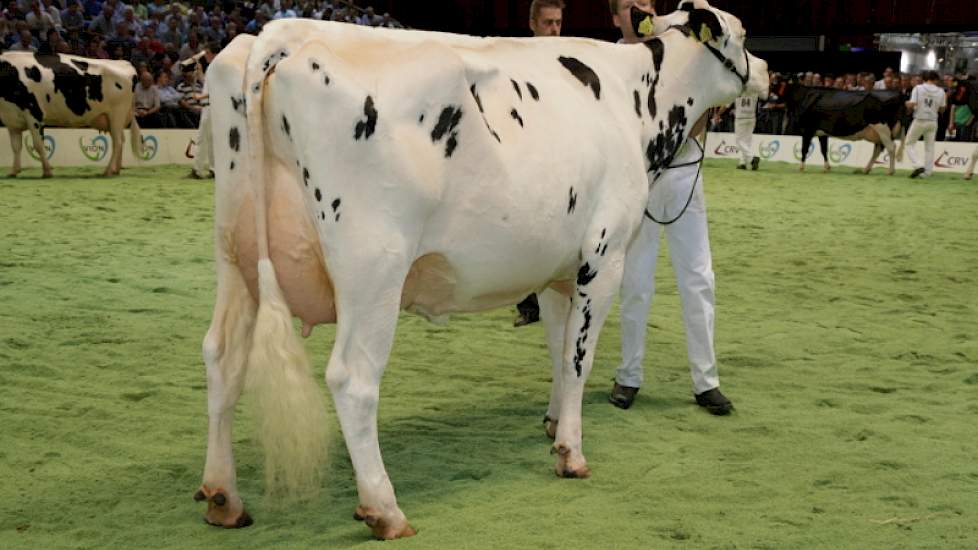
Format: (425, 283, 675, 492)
(734, 94, 758, 120)
(910, 83, 946, 121)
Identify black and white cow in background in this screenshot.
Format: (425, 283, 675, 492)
(194, 0, 768, 539)
(785, 81, 906, 175)
(0, 52, 142, 177)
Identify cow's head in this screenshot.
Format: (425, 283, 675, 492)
(654, 0, 768, 102)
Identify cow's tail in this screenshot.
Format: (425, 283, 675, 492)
(129, 118, 145, 160)
(243, 59, 330, 499)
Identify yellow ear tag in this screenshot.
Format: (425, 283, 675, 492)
(637, 16, 655, 37)
(699, 23, 714, 42)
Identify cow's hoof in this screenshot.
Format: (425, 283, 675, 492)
(6, 172, 17, 178)
(355, 506, 416, 540)
(195, 486, 252, 528)
(42, 172, 53, 179)
(964, 174, 973, 181)
(543, 415, 558, 440)
(798, 165, 805, 172)
(823, 166, 831, 173)
(886, 170, 895, 176)
(552, 444, 591, 479)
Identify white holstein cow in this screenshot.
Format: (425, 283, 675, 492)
(0, 52, 142, 177)
(196, 0, 768, 539)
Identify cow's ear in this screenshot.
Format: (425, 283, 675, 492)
(687, 8, 723, 43)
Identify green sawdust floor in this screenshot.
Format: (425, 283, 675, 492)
(1, 161, 976, 549)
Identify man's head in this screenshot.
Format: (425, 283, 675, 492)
(925, 71, 940, 84)
(610, 0, 654, 43)
(529, 0, 564, 37)
(139, 70, 153, 88)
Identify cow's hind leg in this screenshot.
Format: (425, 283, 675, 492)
(324, 247, 416, 540)
(8, 128, 23, 177)
(195, 261, 257, 528)
(819, 135, 830, 172)
(27, 126, 52, 178)
(862, 143, 882, 175)
(553, 228, 626, 478)
(106, 114, 126, 176)
(539, 288, 571, 439)
(799, 133, 813, 172)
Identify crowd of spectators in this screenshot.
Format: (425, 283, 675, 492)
(714, 67, 978, 143)
(1, 0, 404, 128)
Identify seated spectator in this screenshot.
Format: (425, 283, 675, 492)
(146, 0, 165, 18)
(220, 21, 237, 48)
(131, 0, 146, 20)
(176, 63, 204, 127)
(11, 28, 38, 51)
(155, 69, 182, 125)
(4, 0, 24, 21)
(88, 4, 114, 37)
(178, 29, 200, 60)
(41, 0, 62, 32)
(64, 26, 84, 52)
(81, 0, 101, 18)
(380, 13, 401, 28)
(134, 70, 162, 127)
(61, 1, 85, 33)
(106, 20, 135, 57)
(244, 10, 268, 34)
(200, 14, 222, 44)
(273, 0, 297, 20)
(25, 1, 56, 36)
(84, 34, 108, 57)
(160, 14, 183, 46)
(357, 6, 382, 26)
(37, 26, 60, 53)
(118, 6, 141, 37)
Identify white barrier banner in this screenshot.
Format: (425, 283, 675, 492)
(0, 129, 200, 169)
(705, 132, 977, 173)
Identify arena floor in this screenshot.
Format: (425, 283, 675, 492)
(1, 160, 976, 548)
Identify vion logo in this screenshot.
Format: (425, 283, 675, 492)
(25, 135, 56, 161)
(713, 140, 739, 156)
(793, 141, 816, 160)
(759, 140, 780, 159)
(79, 135, 110, 162)
(935, 151, 969, 168)
(140, 135, 159, 161)
(829, 143, 853, 164)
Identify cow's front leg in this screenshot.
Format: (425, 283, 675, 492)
(196, 263, 256, 528)
(872, 123, 898, 176)
(553, 240, 624, 478)
(8, 128, 23, 177)
(106, 119, 125, 176)
(799, 133, 813, 172)
(27, 126, 52, 178)
(861, 143, 882, 175)
(539, 287, 571, 439)
(325, 257, 415, 540)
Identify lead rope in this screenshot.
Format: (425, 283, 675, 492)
(644, 129, 706, 225)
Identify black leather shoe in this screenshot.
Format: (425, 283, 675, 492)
(609, 382, 639, 409)
(910, 167, 925, 179)
(695, 388, 733, 416)
(736, 164, 746, 170)
(751, 156, 760, 171)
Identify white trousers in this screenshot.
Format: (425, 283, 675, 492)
(904, 119, 937, 175)
(616, 145, 719, 394)
(193, 106, 213, 177)
(734, 117, 756, 166)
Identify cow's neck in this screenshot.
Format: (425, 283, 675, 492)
(638, 34, 737, 176)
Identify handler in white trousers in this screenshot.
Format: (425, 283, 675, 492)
(191, 84, 213, 179)
(608, 0, 732, 415)
(964, 146, 978, 181)
(733, 93, 762, 170)
(902, 71, 946, 179)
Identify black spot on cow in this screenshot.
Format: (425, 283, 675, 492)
(0, 59, 44, 121)
(511, 79, 522, 100)
(354, 96, 378, 141)
(331, 198, 341, 212)
(470, 84, 484, 113)
(32, 53, 103, 117)
(419, 113, 425, 123)
(633, 90, 642, 118)
(510, 108, 523, 127)
(687, 97, 694, 106)
(558, 56, 601, 100)
(321, 212, 326, 221)
(646, 104, 689, 174)
(229, 160, 235, 171)
(228, 126, 240, 152)
(526, 81, 539, 101)
(314, 188, 322, 202)
(231, 95, 246, 116)
(573, 298, 593, 377)
(24, 66, 41, 82)
(132, 74, 138, 92)
(302, 167, 310, 186)
(568, 187, 577, 214)
(281, 115, 291, 139)
(311, 61, 320, 71)
(577, 262, 597, 286)
(114, 82, 122, 90)
(600, 228, 606, 238)
(643, 39, 665, 120)
(431, 105, 463, 158)
(335, 213, 341, 222)
(45, 94, 50, 103)
(601, 244, 608, 256)
(70, 59, 89, 72)
(252, 83, 261, 94)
